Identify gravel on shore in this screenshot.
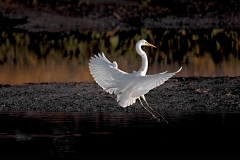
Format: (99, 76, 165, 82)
(1, 77, 239, 112)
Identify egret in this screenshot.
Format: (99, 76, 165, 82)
(89, 39, 182, 123)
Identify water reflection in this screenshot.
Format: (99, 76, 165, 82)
(0, 111, 240, 158)
(0, 28, 240, 84)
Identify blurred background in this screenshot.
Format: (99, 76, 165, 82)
(0, 0, 240, 84)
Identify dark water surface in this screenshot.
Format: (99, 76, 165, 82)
(0, 111, 239, 159)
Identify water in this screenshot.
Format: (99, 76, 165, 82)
(0, 28, 240, 84)
(1, 27, 240, 159)
(0, 111, 239, 158)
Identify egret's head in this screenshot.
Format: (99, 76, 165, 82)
(138, 39, 157, 48)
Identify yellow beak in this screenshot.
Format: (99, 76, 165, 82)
(146, 42, 157, 48)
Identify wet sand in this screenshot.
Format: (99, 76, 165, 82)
(1, 77, 239, 112)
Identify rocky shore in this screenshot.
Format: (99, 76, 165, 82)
(1, 0, 240, 32)
(1, 77, 239, 112)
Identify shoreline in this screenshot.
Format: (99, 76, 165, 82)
(1, 1, 240, 32)
(1, 77, 240, 112)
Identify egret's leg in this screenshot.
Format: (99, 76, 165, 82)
(138, 98, 160, 122)
(141, 95, 168, 123)
(140, 95, 161, 115)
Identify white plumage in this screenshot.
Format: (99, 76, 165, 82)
(89, 39, 182, 122)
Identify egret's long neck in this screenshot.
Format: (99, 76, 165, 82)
(136, 45, 148, 76)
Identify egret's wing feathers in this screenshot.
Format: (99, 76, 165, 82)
(131, 67, 182, 98)
(89, 53, 129, 94)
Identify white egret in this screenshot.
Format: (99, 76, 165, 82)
(89, 39, 182, 123)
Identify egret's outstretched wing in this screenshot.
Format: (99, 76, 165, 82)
(131, 67, 182, 98)
(89, 53, 129, 94)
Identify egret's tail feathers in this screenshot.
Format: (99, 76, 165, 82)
(117, 93, 136, 108)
